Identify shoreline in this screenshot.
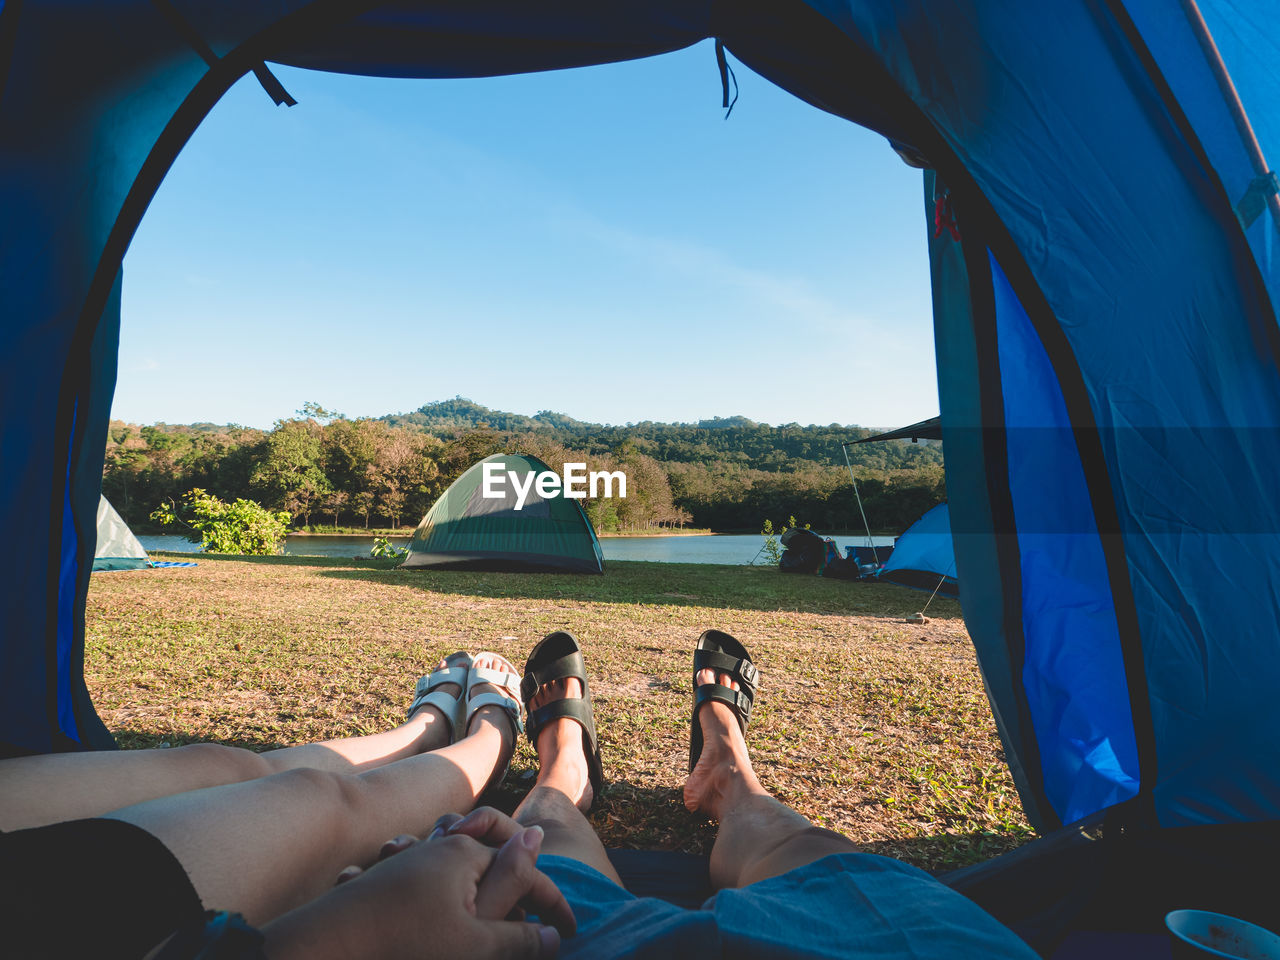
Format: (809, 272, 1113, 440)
(287, 528, 721, 538)
(155, 528, 900, 540)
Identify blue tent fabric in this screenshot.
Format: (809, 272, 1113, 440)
(877, 503, 958, 597)
(3, 1, 1279, 849)
(1120, 0, 1280, 305)
(989, 254, 1140, 828)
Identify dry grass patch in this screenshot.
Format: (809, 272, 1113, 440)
(86, 554, 1033, 872)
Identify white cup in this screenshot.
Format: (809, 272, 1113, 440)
(1165, 910, 1280, 959)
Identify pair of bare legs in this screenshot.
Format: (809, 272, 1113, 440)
(0, 654, 519, 926)
(516, 666, 858, 893)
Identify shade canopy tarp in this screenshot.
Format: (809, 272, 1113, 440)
(878, 502, 957, 599)
(855, 416, 942, 444)
(3, 0, 1279, 865)
(403, 454, 604, 574)
(91, 496, 150, 572)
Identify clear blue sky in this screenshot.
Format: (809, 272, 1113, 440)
(116, 41, 937, 431)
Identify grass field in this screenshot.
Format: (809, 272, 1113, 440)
(85, 554, 1033, 873)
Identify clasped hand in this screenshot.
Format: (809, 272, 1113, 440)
(263, 808, 574, 959)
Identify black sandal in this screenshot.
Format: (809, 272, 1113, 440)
(521, 631, 605, 806)
(689, 630, 759, 773)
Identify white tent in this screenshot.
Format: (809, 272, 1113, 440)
(93, 496, 150, 571)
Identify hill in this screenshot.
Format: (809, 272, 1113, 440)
(381, 398, 942, 473)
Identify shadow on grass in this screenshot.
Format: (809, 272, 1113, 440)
(150, 550, 397, 571)
(313, 561, 961, 618)
(161, 551, 960, 618)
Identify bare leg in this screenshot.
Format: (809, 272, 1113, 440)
(685, 669, 858, 890)
(512, 676, 622, 885)
(103, 662, 520, 926)
(0, 656, 464, 831)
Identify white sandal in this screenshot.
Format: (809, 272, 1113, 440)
(408, 651, 471, 741)
(466, 652, 525, 787)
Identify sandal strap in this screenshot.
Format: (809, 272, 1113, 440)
(520, 650, 586, 702)
(522, 632, 605, 803)
(409, 659, 470, 727)
(414, 665, 468, 698)
(470, 665, 522, 698)
(693, 682, 754, 732)
(527, 696, 596, 746)
(465, 690, 525, 735)
(692, 649, 759, 690)
(408, 688, 460, 724)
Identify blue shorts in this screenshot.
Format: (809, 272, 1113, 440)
(538, 852, 1038, 959)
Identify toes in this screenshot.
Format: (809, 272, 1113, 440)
(474, 653, 516, 674)
(529, 676, 582, 710)
(695, 669, 738, 692)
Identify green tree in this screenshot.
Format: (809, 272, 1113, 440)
(151, 488, 290, 554)
(321, 488, 349, 528)
(251, 418, 331, 526)
(297, 401, 345, 424)
(353, 490, 376, 529)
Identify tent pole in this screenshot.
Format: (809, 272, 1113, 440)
(841, 441, 881, 565)
(1177, 0, 1280, 227)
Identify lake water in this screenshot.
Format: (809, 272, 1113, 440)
(137, 532, 895, 566)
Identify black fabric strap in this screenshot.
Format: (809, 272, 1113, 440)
(529, 697, 595, 746)
(692, 648, 758, 690)
(150, 0, 296, 106)
(520, 650, 585, 701)
(714, 39, 739, 119)
(527, 696, 603, 796)
(693, 682, 753, 731)
(250, 64, 297, 108)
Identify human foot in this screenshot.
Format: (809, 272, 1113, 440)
(527, 674, 594, 812)
(462, 653, 523, 792)
(684, 668, 767, 819)
(521, 631, 603, 812)
(408, 651, 471, 750)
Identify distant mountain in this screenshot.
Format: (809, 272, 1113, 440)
(384, 398, 877, 435)
(382, 398, 558, 433)
(376, 398, 941, 472)
(697, 416, 759, 430)
(531, 409, 592, 430)
(118, 420, 255, 435)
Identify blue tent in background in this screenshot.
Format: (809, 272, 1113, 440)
(878, 503, 958, 599)
(4, 1, 1280, 949)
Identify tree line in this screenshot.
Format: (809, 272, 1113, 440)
(102, 399, 946, 535)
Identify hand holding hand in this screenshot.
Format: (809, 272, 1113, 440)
(440, 806, 530, 849)
(264, 822, 574, 960)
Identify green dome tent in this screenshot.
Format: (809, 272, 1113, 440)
(403, 454, 604, 574)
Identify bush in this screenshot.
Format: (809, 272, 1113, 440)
(370, 536, 408, 561)
(759, 519, 783, 565)
(151, 488, 291, 555)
